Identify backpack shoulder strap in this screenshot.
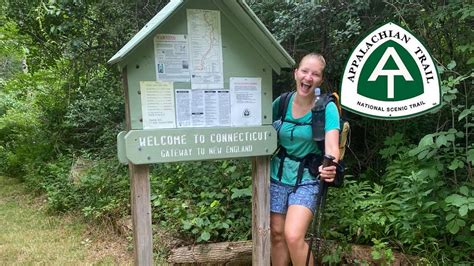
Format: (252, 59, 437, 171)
(278, 91, 294, 121)
(331, 92, 342, 115)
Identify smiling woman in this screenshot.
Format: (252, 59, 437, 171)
(270, 53, 340, 265)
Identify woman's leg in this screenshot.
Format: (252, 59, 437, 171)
(271, 212, 291, 265)
(285, 205, 314, 266)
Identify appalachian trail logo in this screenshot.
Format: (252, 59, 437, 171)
(340, 22, 441, 119)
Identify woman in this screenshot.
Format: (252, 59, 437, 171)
(270, 53, 340, 265)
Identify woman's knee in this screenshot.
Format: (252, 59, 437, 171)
(284, 228, 305, 247)
(271, 214, 286, 243)
(271, 225, 285, 243)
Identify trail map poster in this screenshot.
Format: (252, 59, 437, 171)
(187, 9, 224, 90)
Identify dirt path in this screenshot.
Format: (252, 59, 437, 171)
(0, 175, 133, 265)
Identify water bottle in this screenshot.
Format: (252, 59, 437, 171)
(314, 87, 321, 102)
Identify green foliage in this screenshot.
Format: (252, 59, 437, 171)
(0, 20, 28, 82)
(0, 68, 64, 177)
(75, 160, 130, 220)
(24, 155, 130, 221)
(0, 0, 472, 262)
(322, 244, 344, 264)
(327, 127, 473, 262)
(34, 156, 76, 212)
(150, 160, 252, 243)
(444, 185, 474, 234)
(370, 238, 395, 265)
(62, 65, 125, 156)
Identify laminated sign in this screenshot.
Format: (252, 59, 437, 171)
(340, 22, 441, 119)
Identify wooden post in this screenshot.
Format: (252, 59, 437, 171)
(123, 67, 153, 265)
(252, 156, 271, 266)
(129, 164, 153, 265)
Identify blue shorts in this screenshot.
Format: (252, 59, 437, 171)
(270, 178, 320, 214)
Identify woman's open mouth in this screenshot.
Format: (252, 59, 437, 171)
(301, 82, 312, 91)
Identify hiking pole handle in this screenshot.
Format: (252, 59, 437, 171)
(322, 154, 336, 168)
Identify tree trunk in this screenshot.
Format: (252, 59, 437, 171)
(167, 240, 422, 265)
(167, 241, 252, 265)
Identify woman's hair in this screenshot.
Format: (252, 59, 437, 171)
(297, 53, 326, 71)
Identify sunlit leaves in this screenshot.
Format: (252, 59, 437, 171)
(448, 159, 464, 170)
(444, 186, 474, 235)
(467, 149, 474, 164)
(458, 105, 474, 121)
(231, 187, 251, 199)
(446, 218, 465, 234)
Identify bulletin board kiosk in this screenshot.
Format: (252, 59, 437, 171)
(108, 0, 294, 265)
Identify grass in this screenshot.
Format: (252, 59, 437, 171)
(0, 175, 132, 265)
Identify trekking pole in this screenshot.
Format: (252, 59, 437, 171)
(306, 181, 328, 265)
(305, 155, 334, 266)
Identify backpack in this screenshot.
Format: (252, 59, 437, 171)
(276, 91, 350, 160)
(275, 91, 350, 187)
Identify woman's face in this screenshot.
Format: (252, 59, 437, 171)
(294, 56, 324, 98)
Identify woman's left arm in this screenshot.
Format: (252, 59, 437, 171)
(319, 100, 340, 182)
(324, 129, 340, 161)
(319, 129, 339, 182)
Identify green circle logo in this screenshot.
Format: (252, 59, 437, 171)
(340, 22, 441, 119)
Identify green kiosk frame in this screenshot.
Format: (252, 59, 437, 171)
(109, 0, 294, 264)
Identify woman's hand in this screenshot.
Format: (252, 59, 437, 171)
(318, 163, 337, 183)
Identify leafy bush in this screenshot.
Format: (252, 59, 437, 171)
(370, 238, 395, 265)
(24, 155, 130, 220)
(62, 65, 125, 157)
(0, 69, 64, 178)
(76, 159, 130, 220)
(150, 160, 252, 243)
(34, 156, 76, 212)
(326, 127, 473, 263)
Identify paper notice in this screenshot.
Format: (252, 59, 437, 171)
(175, 89, 192, 127)
(187, 9, 224, 90)
(204, 90, 219, 126)
(191, 90, 205, 127)
(217, 90, 231, 126)
(154, 34, 190, 82)
(140, 81, 176, 129)
(230, 77, 262, 126)
(204, 90, 231, 127)
(175, 89, 231, 128)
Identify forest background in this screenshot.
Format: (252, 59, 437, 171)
(0, 0, 472, 264)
